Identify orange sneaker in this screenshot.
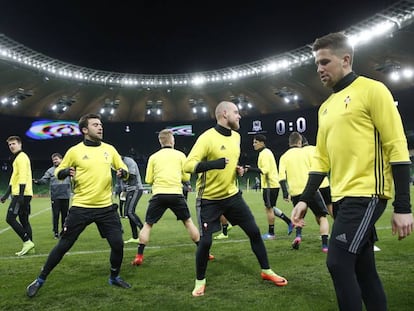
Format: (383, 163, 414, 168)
(261, 272, 288, 287)
(131, 254, 144, 266)
(208, 254, 215, 261)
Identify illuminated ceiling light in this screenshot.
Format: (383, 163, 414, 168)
(189, 98, 208, 118)
(99, 99, 120, 118)
(50, 96, 75, 114)
(231, 94, 255, 113)
(145, 100, 163, 120)
(192, 76, 206, 86)
(390, 71, 400, 81)
(275, 87, 301, 104)
(0, 88, 33, 108)
(402, 68, 413, 79)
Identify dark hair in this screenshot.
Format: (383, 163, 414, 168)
(289, 132, 302, 146)
(6, 135, 21, 143)
(312, 32, 354, 65)
(78, 113, 101, 133)
(51, 153, 63, 159)
(254, 134, 267, 143)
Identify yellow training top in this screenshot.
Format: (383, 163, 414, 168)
(312, 76, 410, 201)
(55, 141, 127, 208)
(145, 147, 190, 195)
(278, 147, 309, 196)
(10, 151, 33, 196)
(184, 127, 240, 200)
(257, 148, 280, 189)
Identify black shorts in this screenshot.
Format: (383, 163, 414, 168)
(145, 194, 191, 224)
(262, 188, 279, 208)
(331, 197, 387, 254)
(196, 191, 255, 235)
(291, 190, 329, 218)
(62, 204, 122, 240)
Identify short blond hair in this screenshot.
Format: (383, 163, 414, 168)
(158, 129, 173, 146)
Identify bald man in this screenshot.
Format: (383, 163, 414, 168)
(184, 101, 287, 297)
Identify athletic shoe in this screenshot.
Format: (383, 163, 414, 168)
(287, 223, 294, 235)
(322, 245, 328, 253)
(214, 233, 228, 240)
(373, 245, 381, 252)
(131, 254, 144, 266)
(291, 237, 302, 250)
(124, 238, 140, 244)
(261, 233, 276, 240)
(192, 279, 206, 297)
(26, 278, 44, 297)
(108, 276, 131, 288)
(17, 247, 36, 256)
(54, 232, 59, 239)
(16, 240, 35, 256)
(208, 254, 215, 261)
(261, 272, 288, 287)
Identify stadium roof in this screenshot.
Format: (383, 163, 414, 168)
(0, 0, 413, 122)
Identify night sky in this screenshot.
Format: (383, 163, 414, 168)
(0, 0, 396, 74)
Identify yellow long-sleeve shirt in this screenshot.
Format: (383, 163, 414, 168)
(10, 151, 33, 196)
(145, 147, 189, 195)
(312, 76, 410, 201)
(184, 127, 240, 200)
(278, 147, 309, 196)
(55, 141, 127, 208)
(257, 148, 280, 189)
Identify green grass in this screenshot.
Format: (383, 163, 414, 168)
(0, 190, 413, 311)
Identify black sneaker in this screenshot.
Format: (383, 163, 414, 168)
(27, 279, 43, 297)
(108, 276, 131, 288)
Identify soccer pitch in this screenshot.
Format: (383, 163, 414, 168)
(0, 191, 413, 311)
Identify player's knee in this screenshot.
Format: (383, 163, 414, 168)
(6, 214, 16, 224)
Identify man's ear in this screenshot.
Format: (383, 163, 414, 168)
(342, 54, 351, 67)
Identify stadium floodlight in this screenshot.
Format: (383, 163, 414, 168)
(0, 88, 33, 108)
(50, 96, 75, 114)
